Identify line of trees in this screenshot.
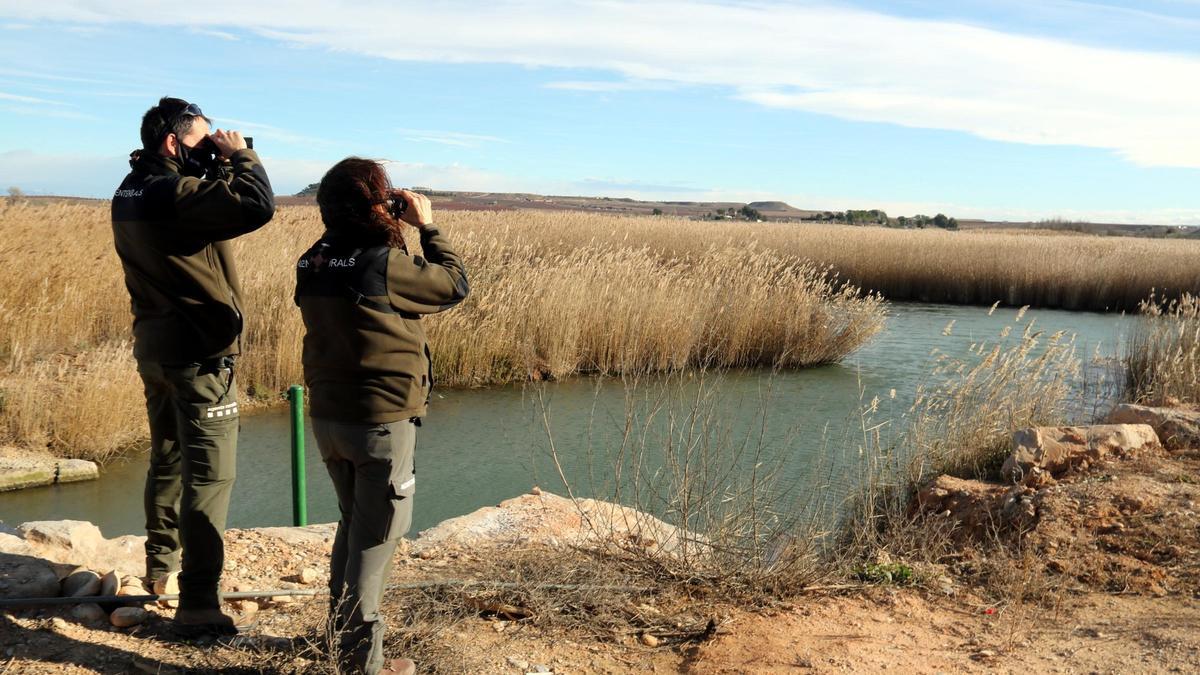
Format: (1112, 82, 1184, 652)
(702, 205, 765, 221)
(898, 213, 959, 230)
(802, 209, 958, 230)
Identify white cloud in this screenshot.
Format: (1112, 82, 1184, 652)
(189, 27, 238, 40)
(396, 129, 510, 148)
(3, 1, 1197, 167)
(215, 118, 334, 147)
(544, 79, 677, 92)
(0, 90, 66, 105)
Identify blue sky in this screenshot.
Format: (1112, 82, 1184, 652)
(1, 1, 1198, 224)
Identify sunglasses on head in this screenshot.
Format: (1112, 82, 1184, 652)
(163, 102, 212, 141)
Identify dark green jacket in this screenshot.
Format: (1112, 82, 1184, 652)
(111, 149, 275, 363)
(295, 226, 468, 423)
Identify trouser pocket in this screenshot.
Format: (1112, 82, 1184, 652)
(386, 459, 415, 541)
(367, 421, 415, 542)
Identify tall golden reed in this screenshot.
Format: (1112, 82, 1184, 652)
(1125, 292, 1200, 406)
(459, 212, 1200, 311)
(0, 200, 883, 461)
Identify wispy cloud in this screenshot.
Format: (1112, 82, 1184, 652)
(214, 117, 334, 147)
(544, 79, 677, 92)
(0, 91, 66, 105)
(0, 104, 96, 120)
(4, 1, 1200, 167)
(0, 66, 144, 88)
(189, 27, 239, 40)
(0, 90, 95, 119)
(397, 129, 510, 148)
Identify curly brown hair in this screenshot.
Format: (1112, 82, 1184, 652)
(316, 157, 406, 248)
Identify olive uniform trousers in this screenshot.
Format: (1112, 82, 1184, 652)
(313, 418, 416, 675)
(137, 358, 239, 611)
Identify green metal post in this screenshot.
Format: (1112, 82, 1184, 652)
(288, 385, 308, 526)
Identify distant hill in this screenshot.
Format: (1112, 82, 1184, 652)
(747, 201, 792, 211)
(277, 187, 1196, 238)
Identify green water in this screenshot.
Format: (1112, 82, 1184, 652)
(0, 303, 1132, 538)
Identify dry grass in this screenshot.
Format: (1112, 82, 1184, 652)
(840, 313, 1081, 560)
(1125, 292, 1200, 406)
(0, 201, 883, 461)
(472, 213, 1200, 311)
(803, 226, 1200, 311)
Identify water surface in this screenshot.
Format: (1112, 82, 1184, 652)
(0, 303, 1132, 537)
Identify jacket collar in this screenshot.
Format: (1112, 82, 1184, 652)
(129, 149, 182, 176)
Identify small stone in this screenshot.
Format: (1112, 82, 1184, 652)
(530, 486, 543, 496)
(72, 603, 107, 624)
(100, 571, 120, 597)
(153, 572, 179, 608)
(62, 570, 101, 598)
(507, 656, 530, 671)
(117, 585, 147, 598)
(531, 665, 551, 673)
(640, 633, 660, 647)
(50, 617, 70, 631)
(492, 621, 507, 633)
(230, 600, 259, 616)
(110, 607, 149, 628)
(937, 576, 955, 596)
(298, 567, 319, 585)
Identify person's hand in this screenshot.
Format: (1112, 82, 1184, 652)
(210, 129, 248, 158)
(396, 189, 433, 227)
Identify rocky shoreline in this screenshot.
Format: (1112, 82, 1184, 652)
(0, 487, 688, 627)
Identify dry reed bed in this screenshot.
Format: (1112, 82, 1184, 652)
(480, 214, 1200, 311)
(0, 201, 882, 461)
(1125, 292, 1200, 406)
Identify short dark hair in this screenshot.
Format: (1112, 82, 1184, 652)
(139, 97, 206, 151)
(317, 157, 406, 248)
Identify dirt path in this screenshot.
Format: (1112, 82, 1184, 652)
(5, 566, 1198, 674)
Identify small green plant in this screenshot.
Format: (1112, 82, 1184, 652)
(853, 562, 915, 585)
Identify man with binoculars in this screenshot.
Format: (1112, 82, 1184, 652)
(111, 96, 275, 634)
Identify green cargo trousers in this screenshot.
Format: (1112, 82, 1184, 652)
(313, 418, 416, 675)
(137, 358, 239, 611)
